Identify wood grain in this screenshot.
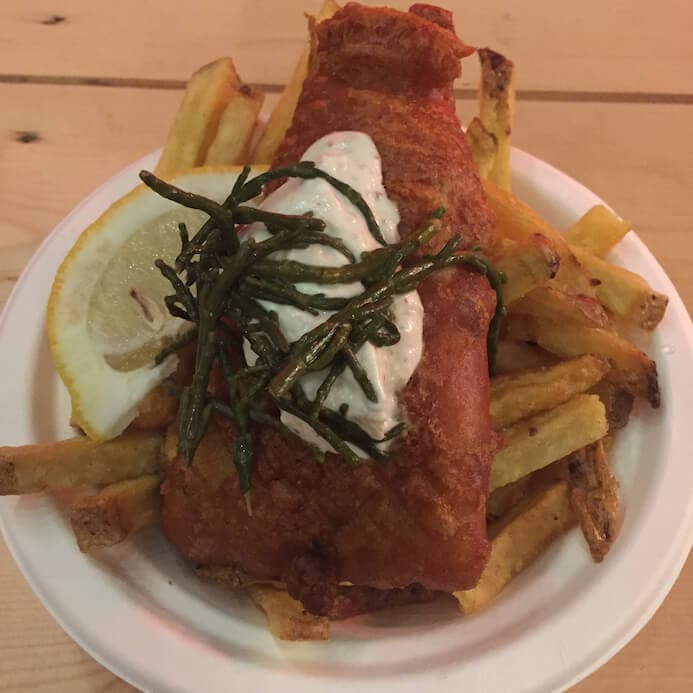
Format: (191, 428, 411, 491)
(1, 0, 692, 94)
(2, 85, 690, 310)
(0, 538, 135, 692)
(0, 83, 691, 690)
(507, 100, 693, 308)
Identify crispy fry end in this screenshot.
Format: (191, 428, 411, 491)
(251, 0, 341, 164)
(567, 440, 621, 562)
(455, 481, 576, 614)
(477, 47, 515, 191)
(69, 475, 162, 552)
(247, 584, 331, 641)
(0, 431, 163, 495)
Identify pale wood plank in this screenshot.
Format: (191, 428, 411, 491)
(0, 541, 136, 692)
(0, 84, 183, 313)
(2, 85, 690, 310)
(505, 100, 693, 309)
(1, 0, 692, 94)
(0, 83, 690, 691)
(0, 84, 181, 242)
(0, 243, 39, 309)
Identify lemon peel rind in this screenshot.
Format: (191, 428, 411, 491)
(47, 165, 265, 441)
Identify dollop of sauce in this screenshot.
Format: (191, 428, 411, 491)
(245, 132, 423, 455)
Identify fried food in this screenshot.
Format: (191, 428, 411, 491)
(69, 475, 161, 552)
(486, 475, 531, 521)
(128, 384, 178, 430)
(491, 394, 608, 491)
(477, 48, 515, 191)
(271, 4, 490, 255)
(0, 1, 667, 637)
(0, 430, 163, 495)
(487, 181, 666, 330)
(251, 0, 341, 164)
(493, 236, 559, 305)
(204, 84, 264, 166)
(590, 380, 635, 432)
(467, 116, 497, 178)
(246, 584, 331, 641)
(490, 355, 610, 429)
(570, 245, 668, 329)
(505, 314, 660, 406)
(194, 563, 282, 589)
(511, 285, 609, 328)
(156, 58, 256, 178)
(129, 343, 195, 431)
(194, 565, 329, 639)
(564, 205, 630, 257)
(163, 5, 498, 614)
(163, 268, 500, 612)
(566, 440, 620, 562)
(494, 340, 558, 374)
(455, 481, 576, 614)
(484, 179, 598, 299)
(196, 564, 435, 620)
(194, 564, 330, 640)
(161, 3, 501, 615)
(320, 582, 437, 620)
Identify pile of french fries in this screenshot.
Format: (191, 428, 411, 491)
(0, 0, 668, 640)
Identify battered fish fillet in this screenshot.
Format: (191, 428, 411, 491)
(161, 2, 502, 616)
(273, 2, 494, 254)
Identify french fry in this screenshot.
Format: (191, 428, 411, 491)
(490, 394, 608, 491)
(246, 584, 330, 641)
(570, 245, 668, 330)
(195, 564, 284, 590)
(490, 355, 610, 429)
(505, 314, 660, 407)
(130, 342, 195, 430)
(564, 205, 630, 257)
(251, 0, 340, 164)
(129, 384, 178, 430)
(566, 440, 620, 563)
(486, 474, 531, 521)
(484, 180, 666, 330)
(204, 84, 265, 165)
(590, 380, 635, 432)
(467, 116, 497, 178)
(494, 340, 557, 374)
(510, 285, 609, 328)
(455, 481, 575, 613)
(478, 48, 515, 191)
(195, 564, 250, 589)
(493, 235, 559, 304)
(155, 58, 242, 178)
(194, 567, 326, 640)
(484, 180, 599, 299)
(69, 475, 161, 552)
(0, 431, 163, 495)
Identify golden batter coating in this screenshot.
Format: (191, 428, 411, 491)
(161, 2, 501, 616)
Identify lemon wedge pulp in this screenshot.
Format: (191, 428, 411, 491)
(47, 165, 264, 440)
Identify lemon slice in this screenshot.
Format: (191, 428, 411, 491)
(47, 165, 265, 440)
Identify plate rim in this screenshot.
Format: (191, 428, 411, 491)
(1, 147, 692, 693)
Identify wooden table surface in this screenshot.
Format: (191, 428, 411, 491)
(1, 1, 691, 690)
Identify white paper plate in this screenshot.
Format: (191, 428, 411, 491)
(1, 150, 691, 693)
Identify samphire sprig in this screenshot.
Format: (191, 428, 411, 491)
(140, 165, 505, 498)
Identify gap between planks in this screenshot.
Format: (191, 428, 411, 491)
(1, 73, 692, 105)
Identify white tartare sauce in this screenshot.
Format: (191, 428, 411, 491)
(244, 131, 423, 455)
